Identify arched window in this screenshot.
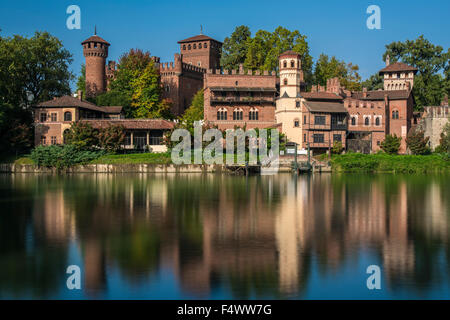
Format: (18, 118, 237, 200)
(249, 108, 258, 121)
(375, 117, 380, 126)
(199, 43, 202, 49)
(204, 43, 207, 48)
(290, 60, 295, 68)
(351, 117, 356, 126)
(283, 78, 288, 85)
(64, 111, 72, 121)
(217, 108, 227, 120)
(392, 110, 399, 119)
(183, 45, 186, 50)
(188, 44, 191, 50)
(283, 61, 287, 68)
(193, 44, 196, 49)
(365, 117, 370, 126)
(233, 108, 243, 121)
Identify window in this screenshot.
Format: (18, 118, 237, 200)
(249, 108, 259, 121)
(204, 43, 207, 48)
(296, 101, 300, 108)
(40, 113, 47, 122)
(351, 117, 356, 126)
(283, 78, 288, 85)
(64, 111, 72, 121)
(392, 110, 399, 119)
(303, 134, 306, 142)
(294, 119, 299, 127)
(94, 43, 97, 48)
(314, 115, 325, 125)
(377, 141, 381, 146)
(51, 136, 57, 145)
(50, 113, 57, 122)
(303, 115, 307, 124)
(364, 117, 370, 126)
(183, 45, 186, 50)
(188, 44, 191, 50)
(313, 134, 324, 143)
(375, 117, 380, 126)
(333, 134, 342, 142)
(283, 61, 287, 68)
(40, 136, 46, 145)
(199, 43, 202, 49)
(193, 44, 196, 49)
(233, 108, 243, 121)
(290, 60, 295, 68)
(217, 108, 227, 120)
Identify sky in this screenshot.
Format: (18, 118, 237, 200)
(1, 0, 449, 90)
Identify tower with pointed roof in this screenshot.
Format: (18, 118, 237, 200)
(82, 28, 110, 97)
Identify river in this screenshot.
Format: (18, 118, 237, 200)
(0, 173, 449, 299)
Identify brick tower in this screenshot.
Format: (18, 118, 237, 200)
(177, 33, 222, 70)
(82, 28, 110, 97)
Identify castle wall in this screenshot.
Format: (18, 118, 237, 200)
(418, 106, 450, 150)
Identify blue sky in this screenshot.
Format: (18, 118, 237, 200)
(1, 0, 449, 90)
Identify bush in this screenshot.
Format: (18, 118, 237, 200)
(97, 124, 126, 153)
(63, 121, 98, 150)
(437, 122, 450, 153)
(406, 130, 431, 155)
(381, 134, 401, 154)
(30, 144, 104, 169)
(332, 141, 343, 154)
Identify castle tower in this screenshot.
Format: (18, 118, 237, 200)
(279, 51, 304, 98)
(82, 28, 110, 97)
(379, 56, 417, 91)
(177, 34, 222, 70)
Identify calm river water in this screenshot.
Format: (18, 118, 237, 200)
(0, 173, 449, 299)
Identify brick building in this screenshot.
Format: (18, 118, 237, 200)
(203, 65, 277, 130)
(275, 53, 416, 154)
(82, 31, 222, 117)
(33, 95, 174, 151)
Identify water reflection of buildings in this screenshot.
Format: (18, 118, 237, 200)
(18, 173, 450, 298)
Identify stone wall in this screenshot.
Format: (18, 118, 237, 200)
(417, 106, 450, 150)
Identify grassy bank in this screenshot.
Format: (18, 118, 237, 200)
(331, 153, 450, 174)
(90, 152, 172, 165)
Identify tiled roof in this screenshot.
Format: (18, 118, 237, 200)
(81, 35, 110, 45)
(35, 96, 122, 113)
(351, 90, 411, 101)
(178, 34, 222, 44)
(379, 62, 417, 74)
(304, 101, 347, 113)
(301, 92, 343, 101)
(279, 50, 300, 57)
(82, 119, 175, 130)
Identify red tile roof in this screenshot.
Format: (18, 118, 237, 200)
(35, 96, 122, 114)
(82, 119, 175, 130)
(304, 101, 347, 113)
(177, 34, 222, 44)
(279, 50, 300, 57)
(379, 62, 417, 74)
(81, 35, 110, 45)
(301, 92, 343, 100)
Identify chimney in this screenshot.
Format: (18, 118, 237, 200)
(363, 87, 367, 98)
(77, 90, 83, 101)
(386, 54, 390, 67)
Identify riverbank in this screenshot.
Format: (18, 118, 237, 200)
(331, 153, 450, 174)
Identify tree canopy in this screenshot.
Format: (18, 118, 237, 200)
(382, 35, 450, 109)
(97, 48, 173, 119)
(313, 54, 362, 91)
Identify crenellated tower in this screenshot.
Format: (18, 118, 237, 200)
(82, 28, 110, 97)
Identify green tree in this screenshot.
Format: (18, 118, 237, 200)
(107, 48, 172, 119)
(243, 27, 313, 83)
(406, 130, 431, 155)
(362, 73, 383, 91)
(220, 25, 251, 71)
(97, 124, 126, 153)
(383, 35, 450, 109)
(332, 141, 344, 155)
(381, 134, 402, 155)
(63, 121, 98, 150)
(178, 89, 204, 135)
(437, 121, 450, 153)
(76, 64, 86, 98)
(314, 54, 362, 91)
